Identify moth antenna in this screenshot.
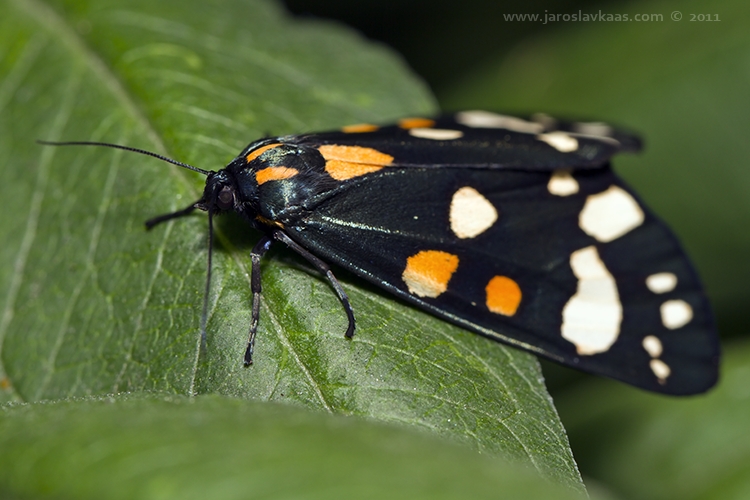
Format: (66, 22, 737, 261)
(36, 140, 211, 176)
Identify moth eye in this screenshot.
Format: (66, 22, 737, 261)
(217, 186, 234, 209)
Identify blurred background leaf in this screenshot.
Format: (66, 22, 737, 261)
(0, 395, 589, 500)
(556, 339, 750, 500)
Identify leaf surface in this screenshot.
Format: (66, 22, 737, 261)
(0, 0, 581, 489)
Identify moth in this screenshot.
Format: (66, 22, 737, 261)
(41, 111, 720, 394)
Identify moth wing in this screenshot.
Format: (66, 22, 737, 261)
(283, 165, 718, 394)
(295, 112, 642, 171)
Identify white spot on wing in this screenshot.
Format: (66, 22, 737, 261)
(646, 273, 677, 294)
(449, 187, 498, 239)
(579, 185, 645, 242)
(409, 128, 463, 140)
(547, 169, 579, 196)
(573, 121, 613, 137)
(538, 131, 579, 152)
(642, 335, 663, 358)
(531, 112, 557, 130)
(650, 359, 671, 381)
(455, 111, 543, 133)
(661, 300, 693, 329)
(643, 334, 670, 384)
(562, 246, 622, 355)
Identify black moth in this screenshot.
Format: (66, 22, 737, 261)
(41, 111, 719, 395)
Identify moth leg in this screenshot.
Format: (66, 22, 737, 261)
(272, 230, 356, 340)
(245, 234, 275, 366)
(145, 202, 200, 230)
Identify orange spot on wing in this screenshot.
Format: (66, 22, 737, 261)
(402, 250, 460, 298)
(246, 143, 282, 163)
(0, 377, 10, 390)
(341, 123, 379, 133)
(485, 276, 522, 316)
(256, 166, 299, 185)
(398, 117, 436, 129)
(318, 144, 394, 181)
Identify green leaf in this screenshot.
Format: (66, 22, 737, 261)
(440, 0, 750, 333)
(0, 0, 581, 490)
(554, 339, 750, 500)
(0, 395, 588, 500)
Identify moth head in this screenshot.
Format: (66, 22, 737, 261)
(196, 169, 238, 215)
